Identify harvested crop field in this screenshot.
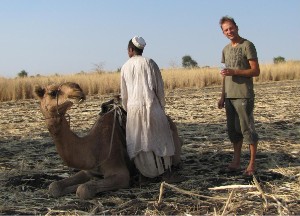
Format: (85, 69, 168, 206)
(0, 80, 299, 215)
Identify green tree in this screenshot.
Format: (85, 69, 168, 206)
(273, 56, 286, 64)
(182, 55, 198, 68)
(18, 70, 28, 78)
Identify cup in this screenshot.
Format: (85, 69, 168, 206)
(220, 64, 226, 75)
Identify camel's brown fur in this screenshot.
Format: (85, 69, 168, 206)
(34, 82, 182, 199)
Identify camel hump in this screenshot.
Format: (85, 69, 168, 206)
(99, 95, 126, 116)
(99, 98, 115, 115)
(99, 95, 127, 132)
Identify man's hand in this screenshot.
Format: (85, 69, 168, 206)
(220, 59, 260, 77)
(220, 68, 235, 76)
(218, 97, 225, 109)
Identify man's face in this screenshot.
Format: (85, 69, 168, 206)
(128, 47, 134, 58)
(221, 21, 239, 40)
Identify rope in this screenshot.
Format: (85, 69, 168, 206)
(50, 83, 70, 125)
(98, 104, 124, 166)
(56, 84, 63, 115)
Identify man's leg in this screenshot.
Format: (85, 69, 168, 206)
(228, 139, 242, 170)
(232, 98, 259, 175)
(225, 99, 243, 171)
(245, 143, 257, 175)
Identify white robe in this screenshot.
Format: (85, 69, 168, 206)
(121, 56, 175, 173)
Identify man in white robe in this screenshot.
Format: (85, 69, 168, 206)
(121, 36, 175, 178)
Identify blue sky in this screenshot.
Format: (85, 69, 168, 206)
(0, 0, 299, 78)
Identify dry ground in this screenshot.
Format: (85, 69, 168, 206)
(0, 80, 299, 215)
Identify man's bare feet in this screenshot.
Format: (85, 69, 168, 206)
(227, 162, 241, 171)
(244, 164, 255, 176)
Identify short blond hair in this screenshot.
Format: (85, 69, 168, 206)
(219, 16, 237, 29)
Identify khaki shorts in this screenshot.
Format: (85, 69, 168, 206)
(225, 98, 259, 144)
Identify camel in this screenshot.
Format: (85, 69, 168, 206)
(34, 82, 182, 199)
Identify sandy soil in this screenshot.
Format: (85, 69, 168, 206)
(0, 80, 299, 215)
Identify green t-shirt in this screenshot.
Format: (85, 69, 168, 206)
(221, 38, 258, 98)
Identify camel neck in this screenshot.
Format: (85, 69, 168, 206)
(49, 117, 98, 170)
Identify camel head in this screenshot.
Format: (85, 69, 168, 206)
(34, 82, 86, 118)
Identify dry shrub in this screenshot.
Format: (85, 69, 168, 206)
(255, 60, 300, 82)
(61, 72, 120, 95)
(162, 67, 222, 90)
(0, 72, 120, 101)
(0, 61, 299, 102)
(0, 77, 11, 101)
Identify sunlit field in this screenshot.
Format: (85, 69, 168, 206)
(1, 60, 300, 215)
(0, 61, 299, 102)
(1, 76, 299, 215)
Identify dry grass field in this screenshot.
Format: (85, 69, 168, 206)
(0, 79, 299, 215)
(1, 61, 300, 102)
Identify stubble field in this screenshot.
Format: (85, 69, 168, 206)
(0, 80, 299, 215)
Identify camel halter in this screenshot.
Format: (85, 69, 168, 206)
(58, 85, 71, 124)
(56, 86, 61, 115)
(44, 84, 70, 124)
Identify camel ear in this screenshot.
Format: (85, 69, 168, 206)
(34, 86, 46, 99)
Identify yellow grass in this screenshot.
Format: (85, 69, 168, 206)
(0, 61, 299, 102)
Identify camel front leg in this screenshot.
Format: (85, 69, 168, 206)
(49, 170, 91, 197)
(76, 173, 130, 199)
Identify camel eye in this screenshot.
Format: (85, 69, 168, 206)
(49, 90, 58, 98)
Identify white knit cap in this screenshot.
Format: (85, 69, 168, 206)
(132, 36, 146, 49)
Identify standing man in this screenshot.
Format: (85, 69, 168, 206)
(121, 36, 176, 179)
(218, 16, 260, 176)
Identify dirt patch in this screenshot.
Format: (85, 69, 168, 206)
(0, 80, 299, 215)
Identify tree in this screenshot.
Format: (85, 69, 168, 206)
(18, 70, 28, 78)
(93, 62, 105, 73)
(273, 56, 286, 64)
(182, 55, 198, 68)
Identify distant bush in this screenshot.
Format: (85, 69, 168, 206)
(18, 70, 28, 78)
(182, 55, 198, 68)
(273, 56, 286, 64)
